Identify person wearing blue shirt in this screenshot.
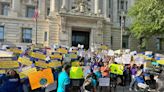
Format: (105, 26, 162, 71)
(0, 70, 22, 92)
(135, 70, 149, 90)
(57, 64, 71, 92)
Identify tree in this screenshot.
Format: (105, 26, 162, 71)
(128, 0, 164, 39)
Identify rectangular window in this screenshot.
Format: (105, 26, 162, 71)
(119, 16, 126, 27)
(156, 38, 162, 50)
(117, 0, 120, 11)
(123, 36, 129, 49)
(111, 36, 113, 45)
(44, 32, 47, 41)
(47, 8, 50, 16)
(22, 28, 32, 43)
(120, 1, 124, 10)
(26, 6, 35, 18)
(0, 26, 4, 42)
(1, 3, 10, 16)
(126, 1, 128, 10)
(109, 0, 111, 8)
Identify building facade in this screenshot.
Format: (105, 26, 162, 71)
(0, 0, 163, 52)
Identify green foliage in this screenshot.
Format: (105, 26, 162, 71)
(128, 0, 164, 39)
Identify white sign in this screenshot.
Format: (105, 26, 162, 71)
(108, 50, 114, 56)
(134, 55, 145, 64)
(0, 50, 13, 57)
(99, 78, 110, 86)
(122, 54, 131, 64)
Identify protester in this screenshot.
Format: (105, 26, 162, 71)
(100, 62, 109, 77)
(57, 64, 71, 92)
(129, 64, 137, 91)
(0, 69, 22, 92)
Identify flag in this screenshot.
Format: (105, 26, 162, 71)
(33, 0, 39, 20)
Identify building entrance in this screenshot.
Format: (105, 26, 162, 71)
(72, 31, 90, 49)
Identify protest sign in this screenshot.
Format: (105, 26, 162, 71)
(56, 48, 68, 54)
(9, 48, 23, 54)
(35, 61, 49, 68)
(48, 61, 62, 68)
(30, 52, 46, 60)
(70, 53, 78, 59)
(100, 45, 108, 50)
(108, 50, 114, 56)
(18, 57, 32, 66)
(0, 61, 19, 69)
(70, 67, 84, 79)
(50, 54, 62, 60)
(99, 78, 110, 86)
(109, 64, 124, 75)
(134, 55, 145, 64)
(0, 70, 6, 74)
(63, 54, 71, 62)
(71, 61, 80, 66)
(157, 59, 164, 65)
(122, 54, 131, 64)
(28, 68, 54, 90)
(19, 67, 37, 79)
(0, 50, 13, 57)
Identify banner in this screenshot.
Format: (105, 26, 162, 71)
(30, 52, 46, 60)
(28, 68, 54, 90)
(109, 64, 124, 75)
(0, 61, 19, 69)
(18, 57, 32, 66)
(100, 45, 108, 50)
(70, 67, 84, 79)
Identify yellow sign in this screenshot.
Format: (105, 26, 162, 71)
(56, 48, 68, 54)
(72, 49, 77, 53)
(35, 61, 49, 68)
(49, 61, 62, 68)
(50, 54, 62, 60)
(28, 68, 54, 90)
(18, 57, 32, 66)
(70, 53, 78, 59)
(144, 61, 153, 68)
(0, 70, 6, 74)
(9, 48, 23, 54)
(157, 59, 164, 65)
(109, 64, 124, 75)
(100, 45, 108, 50)
(70, 67, 84, 79)
(0, 61, 19, 69)
(71, 61, 80, 66)
(19, 68, 37, 79)
(30, 52, 46, 60)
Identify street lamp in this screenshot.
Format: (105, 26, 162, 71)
(120, 11, 125, 49)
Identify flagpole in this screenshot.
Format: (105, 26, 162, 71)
(35, 0, 39, 45)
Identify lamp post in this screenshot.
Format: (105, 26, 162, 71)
(120, 11, 125, 49)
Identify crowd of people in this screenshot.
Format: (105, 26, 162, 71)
(0, 45, 164, 92)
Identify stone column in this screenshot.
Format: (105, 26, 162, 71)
(61, 0, 66, 9)
(104, 0, 109, 18)
(50, 0, 55, 12)
(50, 0, 55, 16)
(94, 0, 99, 14)
(39, 0, 46, 19)
(9, 0, 20, 17)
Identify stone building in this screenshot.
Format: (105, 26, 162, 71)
(0, 0, 163, 53)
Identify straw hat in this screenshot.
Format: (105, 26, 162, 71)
(136, 70, 143, 76)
